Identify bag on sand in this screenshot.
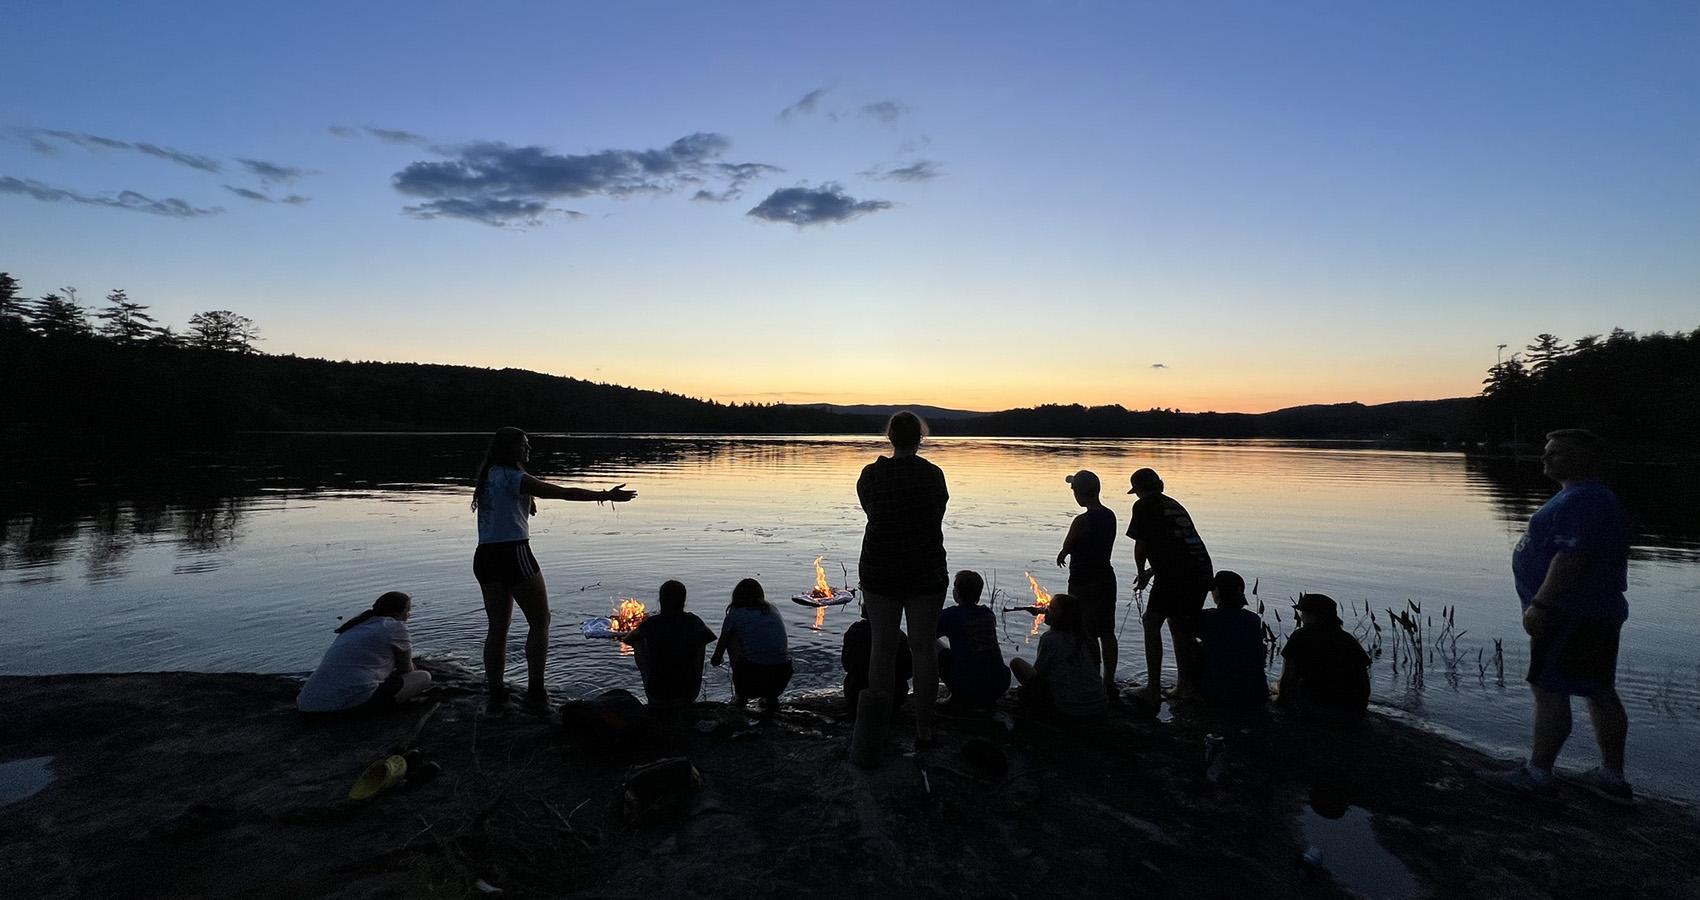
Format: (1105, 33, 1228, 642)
(559, 688, 654, 749)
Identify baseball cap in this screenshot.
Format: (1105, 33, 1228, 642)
(1294, 593, 1338, 616)
(1065, 470, 1100, 493)
(1128, 468, 1163, 494)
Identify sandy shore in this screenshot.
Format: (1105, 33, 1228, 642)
(2, 662, 1695, 899)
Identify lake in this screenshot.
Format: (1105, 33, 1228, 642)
(3, 433, 1696, 800)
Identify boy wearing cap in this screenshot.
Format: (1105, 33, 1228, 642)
(1275, 593, 1370, 722)
(1057, 470, 1118, 695)
(1125, 468, 1213, 703)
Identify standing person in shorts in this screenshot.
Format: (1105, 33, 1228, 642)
(1488, 429, 1633, 802)
(1125, 467, 1213, 705)
(1057, 470, 1119, 696)
(472, 427, 636, 709)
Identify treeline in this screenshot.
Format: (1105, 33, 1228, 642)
(1479, 329, 1700, 450)
(931, 399, 1474, 442)
(0, 271, 261, 352)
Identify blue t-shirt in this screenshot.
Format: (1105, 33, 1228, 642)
(937, 604, 1007, 675)
(1511, 480, 1629, 623)
(720, 606, 790, 665)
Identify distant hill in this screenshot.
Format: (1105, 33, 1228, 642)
(786, 403, 989, 421)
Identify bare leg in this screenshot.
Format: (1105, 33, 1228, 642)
(510, 572, 552, 696)
(1170, 620, 1200, 693)
(1011, 657, 1037, 685)
(1137, 616, 1166, 701)
(1585, 686, 1628, 772)
(1530, 686, 1573, 771)
(865, 593, 901, 699)
(480, 584, 514, 699)
(905, 591, 946, 740)
(1100, 634, 1119, 691)
(395, 670, 433, 703)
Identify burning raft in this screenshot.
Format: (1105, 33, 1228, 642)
(582, 599, 648, 639)
(791, 556, 856, 608)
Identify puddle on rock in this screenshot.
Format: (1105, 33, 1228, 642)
(0, 756, 56, 807)
(1297, 804, 1421, 899)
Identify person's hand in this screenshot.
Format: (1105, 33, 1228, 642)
(1136, 569, 1152, 591)
(602, 483, 636, 503)
(1522, 605, 1548, 638)
(1056, 550, 1068, 567)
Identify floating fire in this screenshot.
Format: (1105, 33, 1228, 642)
(808, 556, 834, 600)
(609, 598, 647, 634)
(1025, 572, 1051, 636)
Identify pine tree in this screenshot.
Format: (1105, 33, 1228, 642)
(94, 289, 159, 346)
(187, 310, 262, 352)
(30, 292, 94, 339)
(0, 272, 24, 330)
(1523, 333, 1567, 374)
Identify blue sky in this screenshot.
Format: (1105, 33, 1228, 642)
(3, 0, 1696, 411)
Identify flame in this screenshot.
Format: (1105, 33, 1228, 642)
(813, 606, 827, 630)
(1030, 613, 1045, 636)
(609, 598, 647, 633)
(810, 556, 833, 599)
(1024, 572, 1052, 609)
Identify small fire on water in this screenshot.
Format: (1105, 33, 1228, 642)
(609, 598, 647, 634)
(1024, 571, 1051, 635)
(810, 556, 832, 629)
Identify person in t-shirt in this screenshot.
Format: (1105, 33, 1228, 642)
(1196, 571, 1269, 708)
(622, 580, 717, 708)
(1057, 470, 1119, 695)
(843, 609, 912, 719)
(1488, 428, 1634, 802)
(1125, 467, 1213, 704)
(297, 591, 432, 715)
(936, 570, 1011, 706)
(711, 579, 793, 710)
(1011, 593, 1107, 719)
(1275, 593, 1370, 723)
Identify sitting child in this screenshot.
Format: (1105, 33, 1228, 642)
(936, 570, 1012, 706)
(297, 591, 432, 715)
(711, 578, 793, 709)
(622, 580, 717, 708)
(842, 607, 911, 719)
(1276, 593, 1371, 723)
(1010, 593, 1107, 719)
(1196, 571, 1269, 708)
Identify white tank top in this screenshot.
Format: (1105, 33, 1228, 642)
(477, 466, 531, 544)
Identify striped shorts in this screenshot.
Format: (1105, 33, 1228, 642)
(473, 540, 541, 586)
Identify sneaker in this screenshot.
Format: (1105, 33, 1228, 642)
(1572, 767, 1634, 805)
(1482, 764, 1558, 797)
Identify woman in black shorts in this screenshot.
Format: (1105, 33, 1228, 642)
(472, 427, 635, 707)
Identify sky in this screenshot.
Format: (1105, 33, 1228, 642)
(2, 1, 1696, 413)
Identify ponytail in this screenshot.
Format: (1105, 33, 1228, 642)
(336, 591, 411, 634)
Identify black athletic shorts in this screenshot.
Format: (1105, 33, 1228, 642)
(1068, 571, 1118, 638)
(473, 540, 541, 586)
(1146, 576, 1209, 630)
(732, 659, 794, 702)
(1528, 612, 1621, 697)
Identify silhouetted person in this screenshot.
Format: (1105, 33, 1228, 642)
(1125, 467, 1213, 703)
(298, 591, 432, 715)
(711, 578, 793, 710)
(472, 427, 635, 709)
(1275, 594, 1369, 723)
(855, 410, 949, 752)
(622, 580, 716, 708)
(936, 570, 1011, 706)
(1197, 571, 1268, 708)
(1011, 593, 1107, 719)
(843, 608, 911, 719)
(1057, 470, 1119, 695)
(1488, 428, 1633, 802)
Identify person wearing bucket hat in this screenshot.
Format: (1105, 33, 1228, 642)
(1058, 469, 1120, 696)
(1275, 593, 1369, 723)
(1124, 467, 1213, 704)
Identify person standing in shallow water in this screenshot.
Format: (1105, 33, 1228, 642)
(1487, 428, 1633, 803)
(1125, 467, 1213, 704)
(1057, 470, 1119, 696)
(855, 411, 950, 750)
(471, 427, 635, 708)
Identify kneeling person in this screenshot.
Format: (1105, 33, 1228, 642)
(622, 580, 717, 707)
(298, 591, 432, 715)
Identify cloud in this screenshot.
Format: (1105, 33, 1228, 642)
(237, 158, 312, 184)
(860, 101, 907, 124)
(36, 129, 131, 151)
(132, 142, 222, 173)
(281, 194, 311, 205)
(778, 87, 830, 120)
(28, 129, 223, 172)
(746, 183, 891, 226)
(330, 125, 429, 145)
(224, 185, 272, 202)
(392, 132, 776, 226)
(1150, 363, 1168, 369)
(1, 175, 221, 218)
(860, 159, 943, 182)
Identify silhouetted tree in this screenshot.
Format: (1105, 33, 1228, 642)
(1523, 333, 1567, 374)
(0, 271, 25, 332)
(148, 325, 184, 349)
(30, 292, 94, 339)
(187, 310, 262, 353)
(95, 289, 159, 347)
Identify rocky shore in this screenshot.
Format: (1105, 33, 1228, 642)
(2, 662, 1695, 899)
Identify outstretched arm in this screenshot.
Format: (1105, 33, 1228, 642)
(521, 475, 635, 503)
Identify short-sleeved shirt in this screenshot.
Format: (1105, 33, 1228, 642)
(1035, 631, 1106, 717)
(842, 618, 912, 687)
(937, 604, 1006, 676)
(720, 606, 790, 665)
(1280, 625, 1370, 712)
(297, 617, 412, 713)
(476, 465, 530, 544)
(622, 611, 717, 702)
(857, 455, 950, 594)
(1067, 506, 1117, 585)
(1127, 494, 1212, 585)
(1197, 607, 1268, 707)
(1512, 480, 1630, 624)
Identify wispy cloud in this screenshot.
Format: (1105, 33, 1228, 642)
(281, 194, 311, 205)
(747, 183, 891, 227)
(23, 129, 225, 173)
(860, 101, 907, 124)
(860, 159, 943, 182)
(224, 185, 272, 202)
(133, 142, 221, 173)
(237, 158, 312, 184)
(393, 132, 777, 226)
(778, 87, 830, 120)
(330, 125, 429, 146)
(2, 175, 221, 218)
(1150, 363, 1168, 369)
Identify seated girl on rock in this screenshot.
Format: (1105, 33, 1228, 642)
(1010, 592, 1107, 719)
(711, 579, 793, 710)
(297, 591, 432, 716)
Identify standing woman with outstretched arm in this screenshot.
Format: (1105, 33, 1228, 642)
(853, 411, 949, 761)
(472, 427, 635, 707)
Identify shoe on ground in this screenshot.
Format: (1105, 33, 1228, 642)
(1482, 764, 1558, 797)
(1571, 767, 1634, 805)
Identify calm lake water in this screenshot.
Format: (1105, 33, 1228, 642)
(4, 434, 1697, 800)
